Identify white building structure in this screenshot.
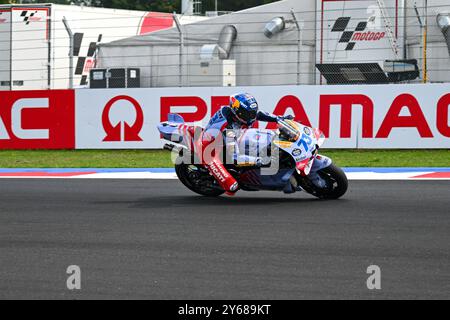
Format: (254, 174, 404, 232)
(0, 3, 206, 90)
(96, 0, 450, 87)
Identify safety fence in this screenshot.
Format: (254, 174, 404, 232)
(0, 1, 450, 90)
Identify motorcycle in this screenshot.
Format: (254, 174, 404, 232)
(157, 113, 348, 199)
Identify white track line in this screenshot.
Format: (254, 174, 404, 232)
(0, 171, 448, 180)
(345, 172, 431, 180)
(73, 172, 178, 179)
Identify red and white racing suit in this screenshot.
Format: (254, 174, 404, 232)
(201, 106, 280, 193)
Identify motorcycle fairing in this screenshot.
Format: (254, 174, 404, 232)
(158, 114, 191, 145)
(168, 113, 185, 123)
(274, 120, 329, 176)
(239, 168, 295, 191)
(311, 155, 333, 172)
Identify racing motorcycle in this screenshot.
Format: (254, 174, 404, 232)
(157, 114, 348, 199)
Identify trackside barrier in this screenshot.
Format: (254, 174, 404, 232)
(0, 84, 449, 149)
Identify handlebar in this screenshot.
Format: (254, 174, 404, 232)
(277, 119, 300, 142)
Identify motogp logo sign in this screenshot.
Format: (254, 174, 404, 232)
(332, 17, 386, 51)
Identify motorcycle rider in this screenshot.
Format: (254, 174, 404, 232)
(201, 93, 293, 194)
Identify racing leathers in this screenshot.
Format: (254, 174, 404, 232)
(201, 106, 285, 194)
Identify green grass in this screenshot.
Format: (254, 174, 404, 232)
(0, 150, 172, 168)
(321, 149, 450, 167)
(0, 149, 448, 168)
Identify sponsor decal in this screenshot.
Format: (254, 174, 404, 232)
(292, 149, 302, 157)
(273, 140, 293, 148)
(3, 85, 449, 150)
(0, 90, 75, 149)
(102, 96, 144, 142)
(208, 159, 229, 183)
(331, 17, 386, 51)
(303, 127, 311, 135)
(64, 85, 450, 150)
(231, 97, 240, 109)
(165, 93, 449, 140)
(157, 91, 449, 149)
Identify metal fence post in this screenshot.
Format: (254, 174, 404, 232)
(173, 13, 184, 87)
(62, 16, 74, 89)
(423, 0, 428, 83)
(291, 10, 301, 85)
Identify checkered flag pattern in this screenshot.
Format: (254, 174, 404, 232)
(20, 10, 38, 25)
(73, 33, 103, 86)
(331, 17, 368, 51)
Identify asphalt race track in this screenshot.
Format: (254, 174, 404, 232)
(0, 179, 449, 299)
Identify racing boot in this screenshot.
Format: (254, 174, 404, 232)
(206, 157, 239, 195)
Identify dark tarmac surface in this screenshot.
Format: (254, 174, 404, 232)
(0, 179, 449, 299)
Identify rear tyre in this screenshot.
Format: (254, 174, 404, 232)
(175, 163, 225, 197)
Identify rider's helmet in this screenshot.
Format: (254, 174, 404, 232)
(229, 93, 259, 126)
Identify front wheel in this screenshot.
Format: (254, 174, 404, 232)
(298, 163, 348, 200)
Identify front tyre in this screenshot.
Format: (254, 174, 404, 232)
(316, 164, 348, 199)
(298, 163, 348, 200)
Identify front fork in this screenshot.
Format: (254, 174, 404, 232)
(306, 155, 333, 189)
(295, 153, 332, 176)
(287, 155, 333, 194)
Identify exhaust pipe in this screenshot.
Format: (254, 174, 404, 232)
(163, 144, 175, 152)
(164, 143, 185, 155)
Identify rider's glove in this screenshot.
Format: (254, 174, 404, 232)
(276, 115, 294, 122)
(255, 157, 272, 168)
(255, 157, 263, 168)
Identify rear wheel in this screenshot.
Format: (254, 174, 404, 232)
(298, 164, 348, 200)
(175, 162, 225, 197)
